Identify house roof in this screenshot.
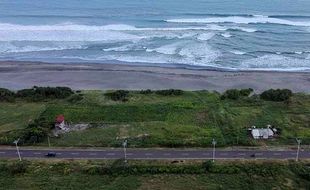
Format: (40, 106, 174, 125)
(56, 115, 65, 123)
(251, 128, 274, 138)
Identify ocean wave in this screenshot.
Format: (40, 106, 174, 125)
(196, 33, 215, 41)
(0, 42, 84, 53)
(146, 42, 182, 55)
(240, 55, 310, 69)
(166, 15, 310, 27)
(221, 32, 231, 38)
(230, 50, 246, 55)
(0, 22, 257, 43)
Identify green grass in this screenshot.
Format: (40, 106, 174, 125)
(0, 160, 309, 190)
(0, 102, 46, 132)
(1, 90, 310, 147)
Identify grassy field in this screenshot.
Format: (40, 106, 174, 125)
(0, 102, 46, 133)
(0, 90, 309, 147)
(0, 159, 309, 190)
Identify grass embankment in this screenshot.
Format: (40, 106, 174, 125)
(0, 90, 309, 147)
(0, 159, 309, 190)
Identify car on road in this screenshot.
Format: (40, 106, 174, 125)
(45, 152, 56, 157)
(250, 153, 256, 158)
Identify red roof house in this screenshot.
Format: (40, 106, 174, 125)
(56, 115, 65, 124)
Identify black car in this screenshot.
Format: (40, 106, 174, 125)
(45, 152, 56, 157)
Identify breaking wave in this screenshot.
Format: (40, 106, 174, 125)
(240, 55, 310, 70)
(166, 15, 310, 27)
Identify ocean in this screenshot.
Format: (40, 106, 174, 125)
(0, 0, 310, 71)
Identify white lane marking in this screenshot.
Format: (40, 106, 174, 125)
(89, 153, 97, 156)
(291, 152, 297, 155)
(273, 153, 281, 156)
(34, 152, 41, 155)
(203, 153, 210, 156)
(145, 153, 153, 156)
(256, 153, 263, 156)
(57, 153, 62, 155)
(127, 153, 133, 156)
(181, 153, 189, 156)
(164, 153, 171, 156)
(71, 152, 80, 155)
(107, 153, 115, 156)
(0, 152, 6, 154)
(238, 153, 246, 156)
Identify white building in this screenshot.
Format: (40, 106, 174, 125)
(250, 126, 275, 139)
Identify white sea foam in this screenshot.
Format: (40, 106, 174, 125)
(166, 15, 310, 27)
(0, 22, 259, 45)
(231, 27, 257, 33)
(221, 32, 231, 38)
(101, 42, 221, 67)
(147, 42, 184, 55)
(240, 55, 310, 69)
(230, 50, 245, 55)
(178, 42, 220, 62)
(0, 42, 84, 53)
(196, 33, 215, 41)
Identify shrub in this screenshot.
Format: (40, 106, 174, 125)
(239, 88, 253, 96)
(20, 116, 53, 144)
(105, 90, 129, 101)
(139, 89, 153, 94)
(6, 161, 29, 175)
(221, 88, 254, 100)
(16, 86, 74, 101)
(260, 89, 293, 101)
(155, 89, 183, 96)
(0, 88, 15, 102)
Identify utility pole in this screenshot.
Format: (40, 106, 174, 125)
(212, 138, 216, 162)
(13, 139, 21, 161)
(123, 139, 127, 163)
(296, 138, 301, 162)
(47, 136, 51, 147)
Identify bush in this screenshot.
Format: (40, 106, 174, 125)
(105, 90, 129, 102)
(7, 161, 29, 175)
(155, 89, 183, 96)
(0, 88, 15, 102)
(239, 88, 253, 96)
(260, 89, 293, 101)
(20, 116, 53, 144)
(16, 86, 74, 101)
(139, 89, 153, 94)
(221, 88, 253, 100)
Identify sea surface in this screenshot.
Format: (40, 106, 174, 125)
(1, 0, 310, 71)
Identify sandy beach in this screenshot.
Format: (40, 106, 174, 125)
(0, 61, 309, 92)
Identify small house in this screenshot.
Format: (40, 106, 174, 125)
(249, 125, 277, 139)
(55, 115, 66, 130)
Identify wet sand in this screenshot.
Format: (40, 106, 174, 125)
(0, 61, 309, 92)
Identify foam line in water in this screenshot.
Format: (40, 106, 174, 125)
(166, 15, 310, 26)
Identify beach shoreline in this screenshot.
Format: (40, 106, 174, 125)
(0, 61, 309, 93)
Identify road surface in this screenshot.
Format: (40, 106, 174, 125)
(0, 148, 309, 160)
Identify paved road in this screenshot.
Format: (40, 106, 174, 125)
(0, 148, 309, 160)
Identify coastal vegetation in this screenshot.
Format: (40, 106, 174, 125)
(0, 87, 309, 147)
(0, 159, 309, 189)
(0, 86, 74, 102)
(260, 89, 293, 102)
